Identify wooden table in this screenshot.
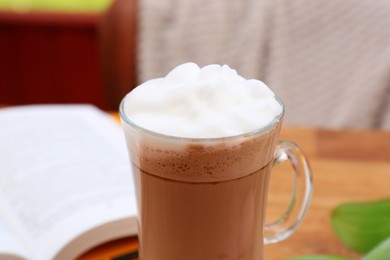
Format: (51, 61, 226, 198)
(79, 126, 390, 260)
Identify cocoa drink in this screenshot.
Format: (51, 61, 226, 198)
(120, 63, 312, 260)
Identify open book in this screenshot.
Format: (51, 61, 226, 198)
(0, 105, 137, 260)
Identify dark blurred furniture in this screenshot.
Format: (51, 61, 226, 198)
(100, 0, 138, 110)
(0, 0, 138, 111)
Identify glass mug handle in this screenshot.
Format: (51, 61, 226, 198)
(264, 141, 313, 244)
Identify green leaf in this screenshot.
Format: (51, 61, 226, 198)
(331, 198, 390, 253)
(363, 236, 390, 260)
(290, 256, 351, 260)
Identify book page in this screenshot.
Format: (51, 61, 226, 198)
(0, 105, 137, 260)
(0, 216, 29, 260)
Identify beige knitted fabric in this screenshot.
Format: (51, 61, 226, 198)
(138, 0, 390, 129)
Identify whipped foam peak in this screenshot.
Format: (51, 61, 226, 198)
(123, 63, 283, 138)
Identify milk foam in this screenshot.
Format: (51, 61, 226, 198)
(123, 63, 283, 138)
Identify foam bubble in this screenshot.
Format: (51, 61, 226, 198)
(124, 63, 283, 138)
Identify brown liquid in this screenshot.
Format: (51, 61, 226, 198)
(123, 121, 281, 260)
(132, 161, 272, 260)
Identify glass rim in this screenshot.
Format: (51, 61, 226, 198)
(119, 94, 285, 142)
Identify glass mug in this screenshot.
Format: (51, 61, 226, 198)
(120, 95, 313, 260)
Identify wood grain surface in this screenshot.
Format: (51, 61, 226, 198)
(79, 125, 390, 260)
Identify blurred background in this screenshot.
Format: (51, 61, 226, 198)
(1, 0, 390, 129)
(0, 0, 117, 110)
